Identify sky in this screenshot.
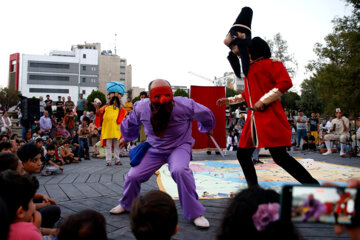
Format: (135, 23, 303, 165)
(0, 0, 352, 93)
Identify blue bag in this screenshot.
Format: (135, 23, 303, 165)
(129, 142, 151, 167)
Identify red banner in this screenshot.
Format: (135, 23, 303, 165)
(190, 86, 226, 150)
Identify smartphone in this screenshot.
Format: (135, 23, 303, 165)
(280, 185, 360, 225)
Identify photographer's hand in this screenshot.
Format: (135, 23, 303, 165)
(333, 178, 360, 239)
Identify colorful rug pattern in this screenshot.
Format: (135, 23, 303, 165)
(156, 158, 360, 199)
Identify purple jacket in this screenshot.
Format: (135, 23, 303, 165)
(121, 97, 215, 151)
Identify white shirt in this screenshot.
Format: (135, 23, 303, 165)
(325, 120, 332, 133)
(227, 135, 238, 146)
(330, 116, 349, 135)
(235, 109, 241, 118)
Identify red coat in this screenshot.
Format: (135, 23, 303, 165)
(239, 59, 292, 148)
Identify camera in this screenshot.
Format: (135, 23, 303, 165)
(280, 185, 360, 225)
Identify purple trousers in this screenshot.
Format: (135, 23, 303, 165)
(119, 143, 205, 220)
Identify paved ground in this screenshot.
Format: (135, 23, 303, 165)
(36, 149, 359, 240)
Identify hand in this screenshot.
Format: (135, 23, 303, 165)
(216, 98, 229, 106)
(327, 178, 360, 239)
(33, 211, 42, 229)
(42, 195, 57, 205)
(119, 139, 128, 149)
(206, 130, 213, 137)
(59, 166, 64, 171)
(254, 101, 265, 111)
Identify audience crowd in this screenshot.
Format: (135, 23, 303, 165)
(0, 93, 359, 240)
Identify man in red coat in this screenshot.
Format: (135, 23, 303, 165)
(217, 32, 319, 187)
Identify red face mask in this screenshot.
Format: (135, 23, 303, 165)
(150, 86, 173, 104)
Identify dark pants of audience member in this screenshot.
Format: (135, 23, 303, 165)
(77, 110, 84, 119)
(72, 146, 79, 157)
(22, 126, 29, 140)
(78, 137, 89, 158)
(33, 199, 61, 228)
(297, 129, 307, 147)
(303, 143, 316, 151)
(237, 147, 319, 188)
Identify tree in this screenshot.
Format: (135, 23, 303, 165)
(132, 96, 140, 104)
(85, 90, 107, 112)
(298, 78, 323, 116)
(174, 89, 189, 98)
(305, 0, 360, 116)
(266, 33, 298, 78)
(0, 88, 21, 111)
(280, 91, 300, 113)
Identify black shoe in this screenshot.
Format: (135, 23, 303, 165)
(84, 156, 90, 160)
(206, 151, 211, 155)
(253, 160, 264, 165)
(215, 151, 220, 155)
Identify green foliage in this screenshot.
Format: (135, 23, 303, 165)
(298, 78, 324, 116)
(305, 0, 360, 117)
(226, 87, 244, 111)
(85, 90, 107, 112)
(174, 89, 189, 98)
(226, 87, 238, 98)
(266, 33, 298, 78)
(0, 88, 21, 111)
(280, 91, 300, 113)
(132, 96, 140, 104)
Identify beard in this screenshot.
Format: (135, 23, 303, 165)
(150, 101, 173, 137)
(110, 96, 120, 107)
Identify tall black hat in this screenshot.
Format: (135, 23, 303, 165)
(249, 37, 271, 61)
(229, 7, 253, 38)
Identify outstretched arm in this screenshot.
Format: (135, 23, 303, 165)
(216, 94, 245, 106)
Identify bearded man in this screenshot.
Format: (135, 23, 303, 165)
(109, 79, 215, 228)
(96, 81, 127, 166)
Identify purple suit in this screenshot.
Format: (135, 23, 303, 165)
(119, 97, 215, 220)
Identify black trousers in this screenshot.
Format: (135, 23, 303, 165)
(237, 147, 319, 188)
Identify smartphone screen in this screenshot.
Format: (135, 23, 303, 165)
(281, 185, 359, 225)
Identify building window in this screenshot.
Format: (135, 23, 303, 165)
(82, 90, 86, 94)
(82, 78, 86, 83)
(83, 54, 86, 59)
(29, 75, 69, 81)
(82, 66, 86, 71)
(29, 62, 70, 69)
(29, 88, 69, 93)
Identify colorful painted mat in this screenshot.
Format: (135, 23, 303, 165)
(156, 158, 360, 199)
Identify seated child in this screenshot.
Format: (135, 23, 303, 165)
(71, 130, 80, 159)
(0, 152, 23, 174)
(17, 143, 61, 231)
(130, 190, 178, 240)
(57, 122, 70, 139)
(303, 132, 316, 151)
(32, 127, 42, 141)
(78, 117, 90, 160)
(42, 144, 63, 176)
(92, 141, 106, 159)
(52, 142, 66, 165)
(57, 209, 107, 240)
(35, 137, 47, 157)
(217, 187, 300, 240)
(0, 170, 42, 240)
(59, 140, 79, 163)
(0, 141, 13, 153)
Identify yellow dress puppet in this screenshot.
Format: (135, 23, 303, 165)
(98, 81, 127, 166)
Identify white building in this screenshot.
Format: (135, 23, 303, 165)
(19, 43, 99, 103)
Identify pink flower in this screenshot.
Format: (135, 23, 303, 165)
(252, 203, 280, 232)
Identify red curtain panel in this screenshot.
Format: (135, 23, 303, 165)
(190, 86, 226, 150)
